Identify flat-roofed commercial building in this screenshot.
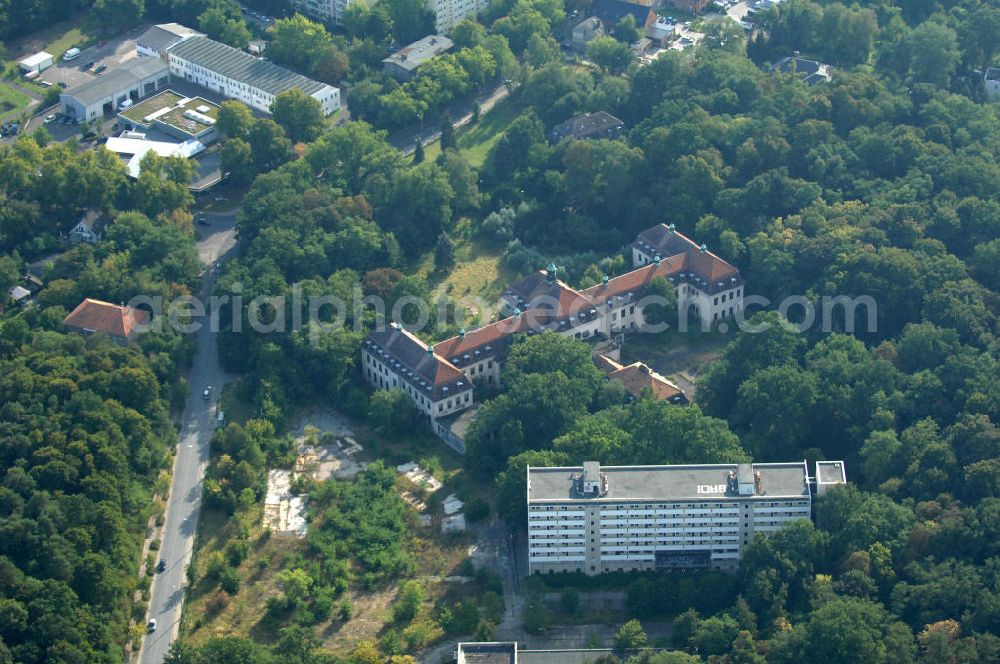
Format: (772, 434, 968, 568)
(60, 58, 170, 122)
(118, 89, 221, 143)
(166, 36, 340, 115)
(527, 461, 845, 575)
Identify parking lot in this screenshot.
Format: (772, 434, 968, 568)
(36, 24, 147, 90)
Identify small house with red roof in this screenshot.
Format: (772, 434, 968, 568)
(62, 298, 151, 343)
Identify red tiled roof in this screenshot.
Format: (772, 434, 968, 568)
(581, 253, 688, 301)
(369, 324, 465, 388)
(62, 298, 150, 339)
(504, 271, 594, 321)
(594, 354, 624, 373)
(634, 224, 739, 284)
(433, 314, 531, 360)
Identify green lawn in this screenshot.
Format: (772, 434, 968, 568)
(454, 97, 519, 167)
(418, 96, 520, 168)
(0, 83, 32, 121)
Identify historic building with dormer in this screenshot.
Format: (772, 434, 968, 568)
(361, 224, 744, 449)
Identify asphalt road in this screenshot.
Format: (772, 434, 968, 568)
(138, 210, 239, 664)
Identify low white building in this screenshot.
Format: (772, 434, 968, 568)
(104, 134, 207, 178)
(527, 460, 845, 575)
(166, 36, 340, 115)
(19, 51, 53, 75)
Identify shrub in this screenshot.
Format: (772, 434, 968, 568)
(219, 566, 241, 594)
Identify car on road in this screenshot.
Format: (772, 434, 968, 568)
(202, 386, 212, 400)
(57, 81, 67, 88)
(94, 64, 107, 74)
(156, 560, 167, 573)
(44, 114, 57, 124)
(147, 619, 157, 633)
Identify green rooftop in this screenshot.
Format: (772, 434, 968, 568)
(119, 89, 221, 138)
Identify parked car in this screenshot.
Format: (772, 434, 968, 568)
(202, 386, 212, 400)
(147, 619, 157, 633)
(44, 114, 56, 124)
(81, 61, 94, 71)
(196, 216, 211, 225)
(62, 47, 81, 61)
(156, 560, 167, 573)
(57, 81, 67, 88)
(94, 64, 107, 74)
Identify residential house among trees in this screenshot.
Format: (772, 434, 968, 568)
(363, 225, 742, 447)
(773, 56, 833, 85)
(62, 298, 151, 343)
(571, 17, 606, 52)
(550, 111, 625, 142)
(68, 210, 107, 244)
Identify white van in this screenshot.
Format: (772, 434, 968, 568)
(119, 99, 134, 110)
(62, 47, 81, 61)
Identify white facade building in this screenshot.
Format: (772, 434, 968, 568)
(631, 223, 743, 327)
(527, 461, 845, 575)
(429, 0, 490, 34)
(362, 324, 473, 452)
(166, 36, 340, 115)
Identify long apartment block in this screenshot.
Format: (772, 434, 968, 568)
(527, 460, 846, 575)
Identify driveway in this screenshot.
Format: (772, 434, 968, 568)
(137, 214, 239, 664)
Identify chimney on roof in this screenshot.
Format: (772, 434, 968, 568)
(426, 346, 434, 357)
(654, 254, 661, 265)
(514, 307, 522, 316)
(546, 263, 557, 284)
(668, 223, 676, 233)
(700, 243, 707, 253)
(602, 274, 609, 286)
(459, 328, 466, 338)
